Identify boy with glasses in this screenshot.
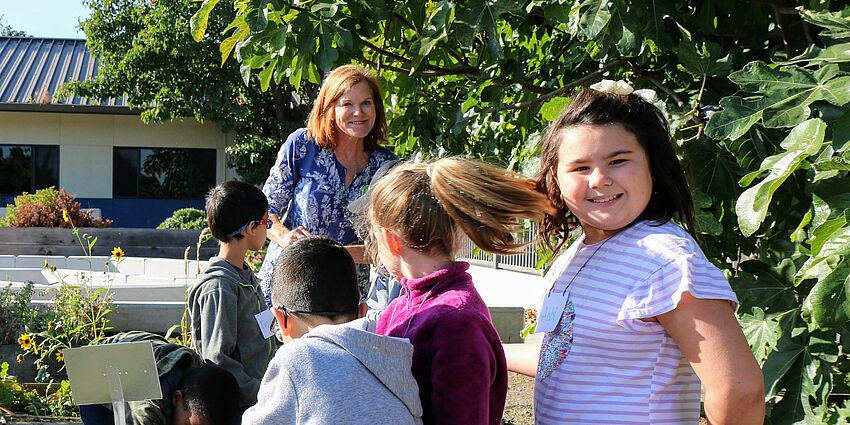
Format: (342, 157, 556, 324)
(188, 181, 275, 409)
(242, 236, 423, 424)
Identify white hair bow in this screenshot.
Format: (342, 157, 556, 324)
(589, 79, 634, 95)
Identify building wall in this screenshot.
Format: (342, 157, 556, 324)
(0, 110, 238, 227)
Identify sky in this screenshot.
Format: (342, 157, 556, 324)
(1, 1, 89, 38)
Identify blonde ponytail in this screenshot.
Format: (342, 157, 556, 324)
(368, 157, 555, 257)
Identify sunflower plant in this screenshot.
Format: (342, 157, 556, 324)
(14, 210, 123, 382)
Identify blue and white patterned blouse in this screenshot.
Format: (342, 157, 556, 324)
(258, 128, 397, 307)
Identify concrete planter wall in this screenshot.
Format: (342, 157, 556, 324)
(0, 227, 218, 260)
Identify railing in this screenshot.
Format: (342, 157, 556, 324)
(456, 221, 543, 275)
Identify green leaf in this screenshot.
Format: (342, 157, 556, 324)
(220, 33, 241, 66)
(803, 260, 850, 330)
(258, 57, 277, 91)
(779, 42, 850, 66)
(695, 209, 722, 236)
(762, 339, 805, 398)
(240, 63, 252, 86)
(735, 259, 798, 314)
(819, 226, 850, 259)
(190, 0, 221, 42)
(813, 156, 850, 171)
(455, 0, 521, 58)
(539, 97, 571, 122)
(740, 307, 782, 362)
(729, 61, 818, 96)
(676, 40, 731, 77)
(579, 0, 611, 39)
(735, 119, 827, 236)
(245, 4, 269, 33)
(704, 96, 764, 141)
(801, 8, 850, 39)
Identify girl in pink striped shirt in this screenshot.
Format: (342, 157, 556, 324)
(506, 84, 764, 424)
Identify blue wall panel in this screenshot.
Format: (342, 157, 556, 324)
(77, 198, 205, 228)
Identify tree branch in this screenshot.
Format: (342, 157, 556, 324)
(644, 74, 684, 108)
(498, 59, 628, 110)
(772, 4, 797, 57)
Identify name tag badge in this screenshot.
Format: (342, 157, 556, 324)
(536, 292, 569, 334)
(254, 309, 276, 339)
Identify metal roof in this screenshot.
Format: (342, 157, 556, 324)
(0, 36, 132, 113)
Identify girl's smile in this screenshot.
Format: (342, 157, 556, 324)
(555, 123, 653, 243)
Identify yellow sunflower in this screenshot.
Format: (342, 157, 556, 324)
(18, 333, 33, 350)
(111, 247, 125, 260)
(16, 354, 23, 364)
(55, 350, 64, 362)
(62, 209, 70, 223)
(43, 259, 49, 269)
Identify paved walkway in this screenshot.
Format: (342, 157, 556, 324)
(468, 264, 546, 310)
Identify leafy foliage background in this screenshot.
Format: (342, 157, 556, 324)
(68, 0, 850, 422)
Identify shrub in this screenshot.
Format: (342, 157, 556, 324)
(0, 282, 43, 345)
(157, 207, 207, 230)
(2, 187, 111, 228)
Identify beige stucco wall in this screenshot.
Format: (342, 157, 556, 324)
(0, 111, 230, 198)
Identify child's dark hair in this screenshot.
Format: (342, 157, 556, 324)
(205, 181, 268, 242)
(271, 236, 360, 321)
(179, 364, 240, 425)
(367, 158, 556, 259)
(536, 88, 695, 249)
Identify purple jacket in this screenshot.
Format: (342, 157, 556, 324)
(376, 262, 507, 425)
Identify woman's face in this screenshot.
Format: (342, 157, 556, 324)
(333, 81, 376, 143)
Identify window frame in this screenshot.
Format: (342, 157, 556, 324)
(0, 143, 60, 197)
(112, 146, 217, 200)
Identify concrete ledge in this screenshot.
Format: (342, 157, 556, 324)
(16, 255, 67, 269)
(489, 306, 525, 343)
(29, 300, 186, 334)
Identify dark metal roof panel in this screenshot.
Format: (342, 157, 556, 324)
(0, 36, 129, 108)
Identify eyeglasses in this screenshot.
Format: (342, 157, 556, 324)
(225, 218, 272, 238)
(273, 304, 358, 329)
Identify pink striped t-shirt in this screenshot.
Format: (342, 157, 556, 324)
(534, 220, 737, 424)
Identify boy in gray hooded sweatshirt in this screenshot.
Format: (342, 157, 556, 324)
(188, 181, 276, 408)
(242, 236, 423, 425)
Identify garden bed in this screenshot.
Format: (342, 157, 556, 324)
(0, 228, 216, 259)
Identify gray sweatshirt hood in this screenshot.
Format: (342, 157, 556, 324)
(303, 318, 423, 418)
(196, 257, 256, 286)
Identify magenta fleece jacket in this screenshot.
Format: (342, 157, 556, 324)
(375, 262, 507, 425)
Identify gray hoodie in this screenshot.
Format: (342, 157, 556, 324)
(242, 318, 424, 425)
(187, 257, 274, 407)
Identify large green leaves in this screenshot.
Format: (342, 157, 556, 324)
(803, 260, 850, 331)
(736, 118, 826, 236)
(740, 307, 782, 363)
(706, 62, 850, 141)
(190, 0, 220, 42)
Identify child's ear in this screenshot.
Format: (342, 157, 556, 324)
(357, 301, 368, 319)
(272, 307, 289, 334)
(381, 228, 404, 255)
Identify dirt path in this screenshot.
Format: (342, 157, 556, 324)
(503, 372, 535, 425)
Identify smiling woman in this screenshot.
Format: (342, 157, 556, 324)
(257, 65, 397, 307)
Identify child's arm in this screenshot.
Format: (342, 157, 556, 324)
(502, 342, 540, 377)
(657, 292, 765, 425)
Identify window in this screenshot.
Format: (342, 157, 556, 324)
(113, 147, 216, 199)
(0, 144, 59, 196)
